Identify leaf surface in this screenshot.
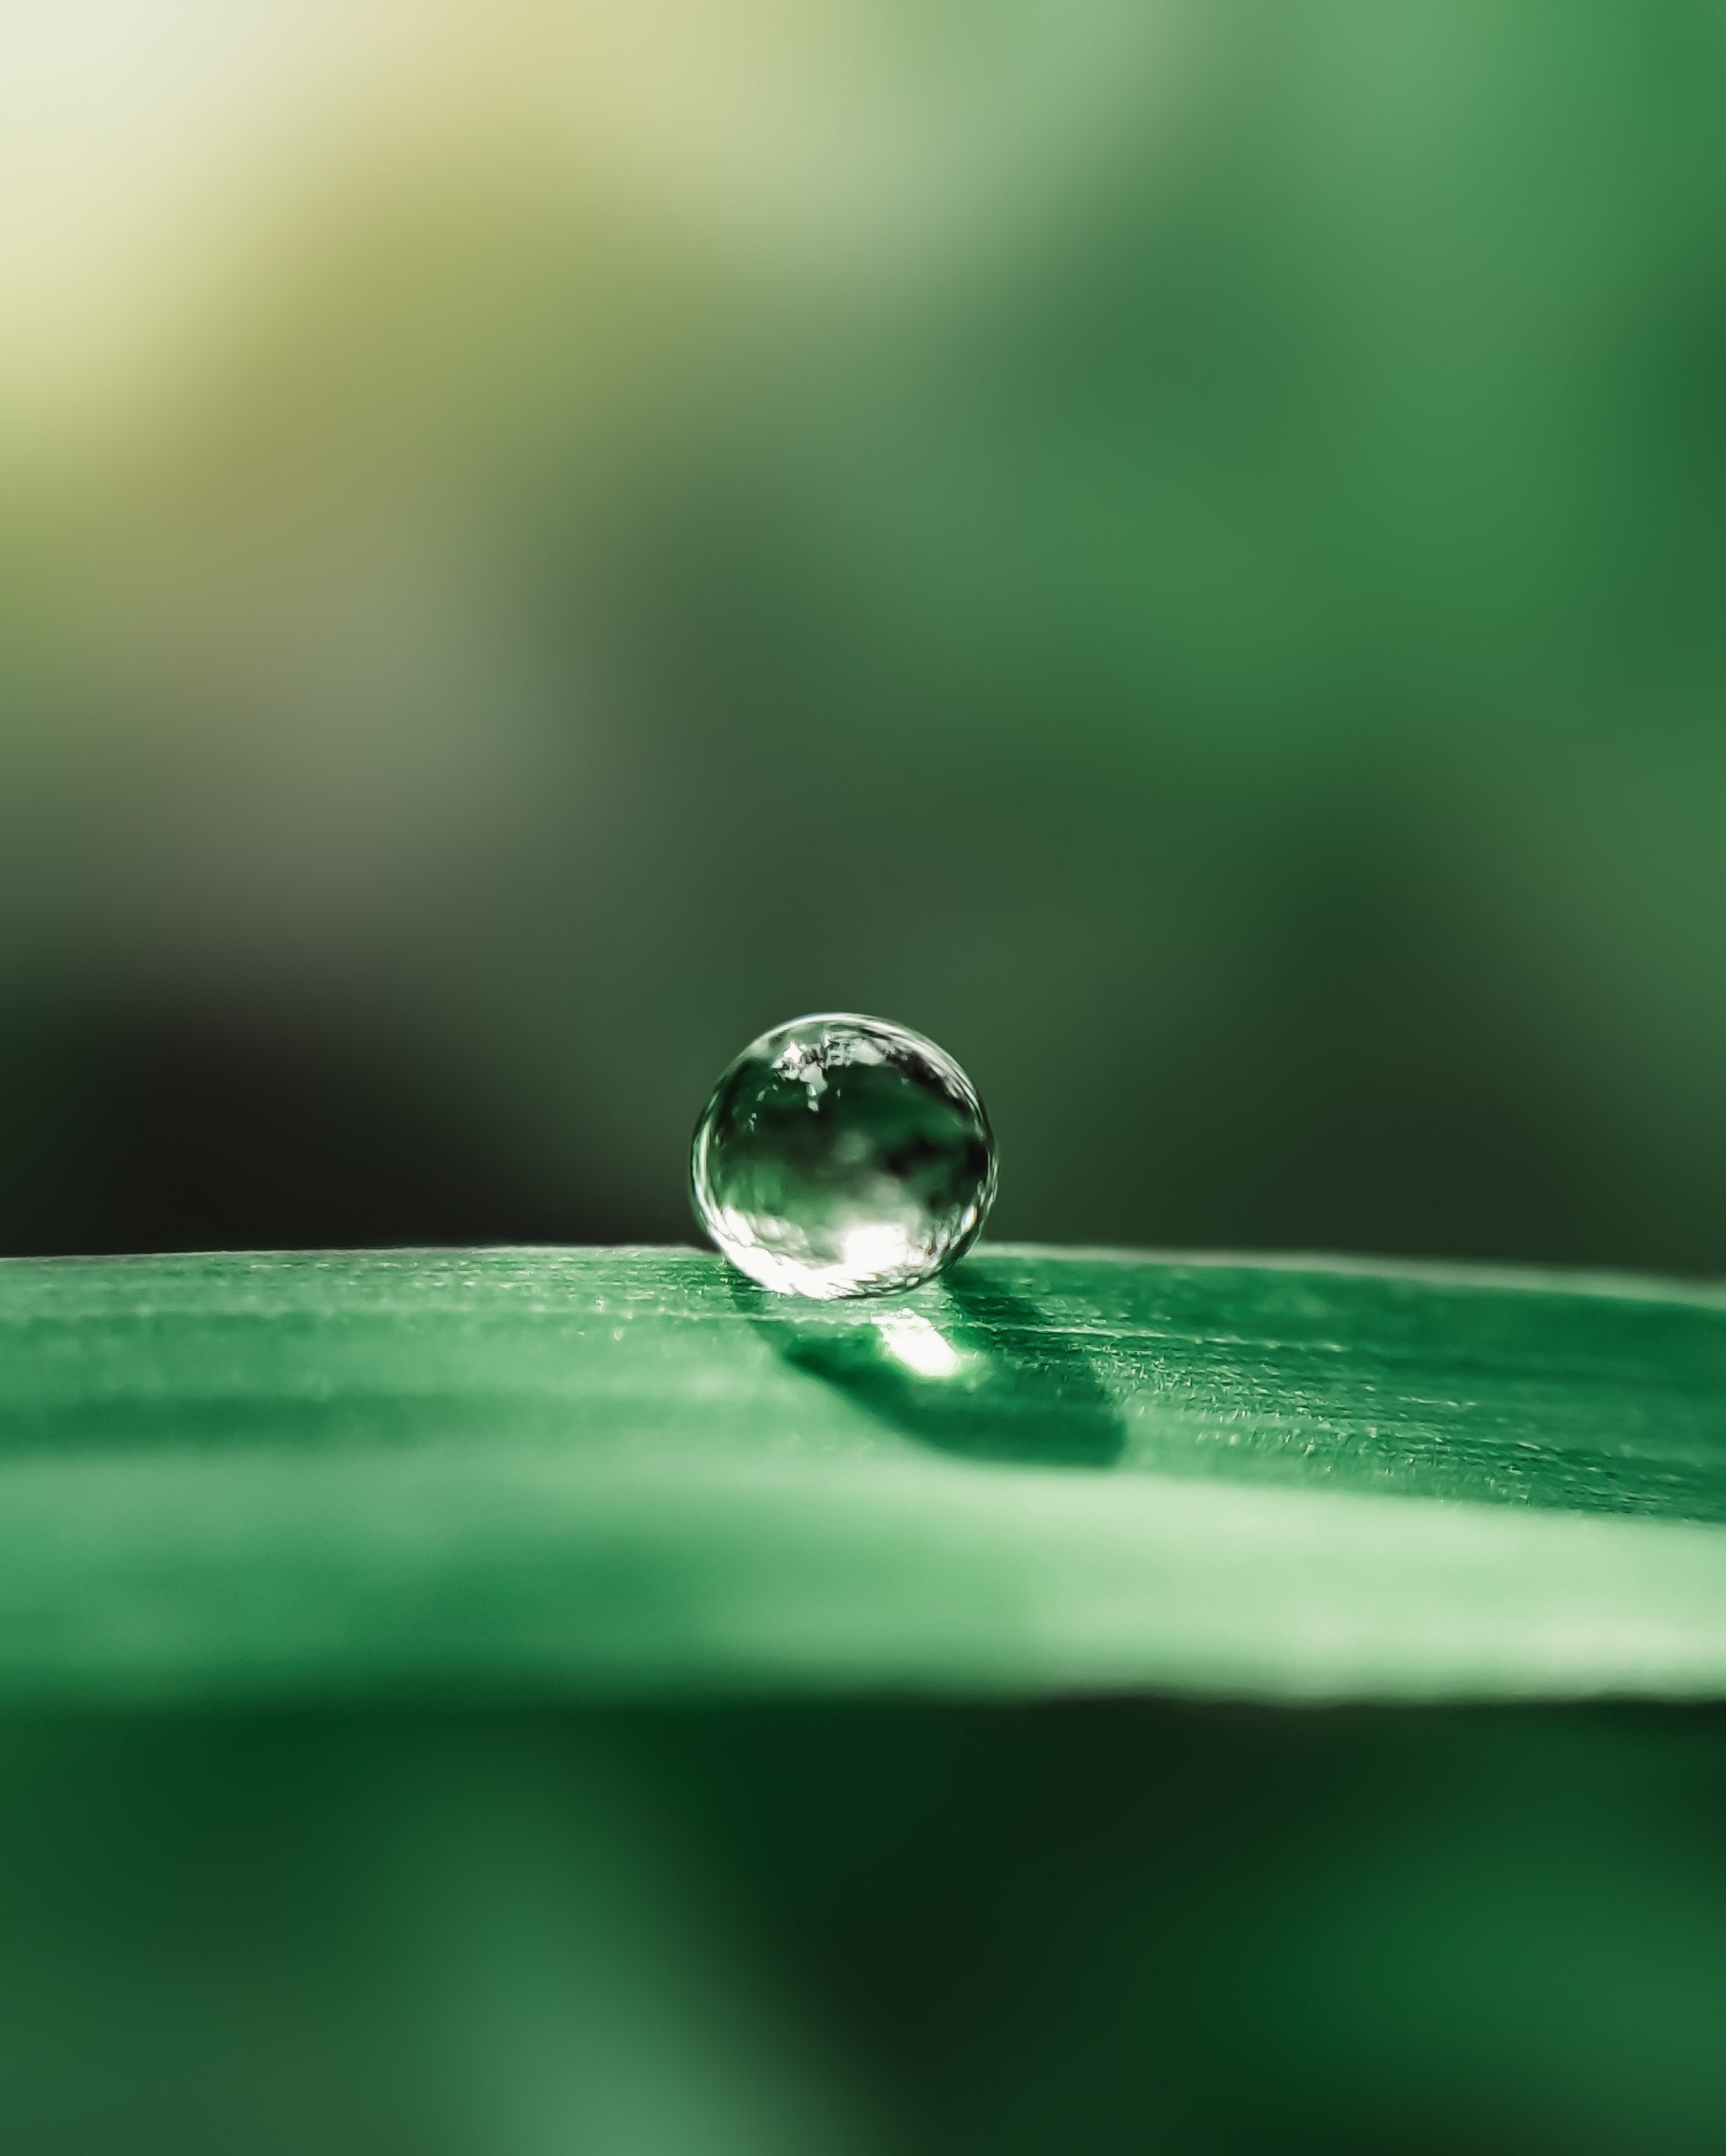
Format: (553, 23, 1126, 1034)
(2, 1245, 1724, 1704)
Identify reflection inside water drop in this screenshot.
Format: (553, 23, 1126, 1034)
(691, 1012, 997, 1299)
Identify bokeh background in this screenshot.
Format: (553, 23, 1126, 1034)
(5, 5, 1726, 2153)
(8, 0, 1726, 1273)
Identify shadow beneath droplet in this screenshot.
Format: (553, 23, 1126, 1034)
(729, 1266, 1125, 1470)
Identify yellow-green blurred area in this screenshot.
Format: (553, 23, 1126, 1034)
(6, 0, 1726, 1269)
(6, 6, 1726, 2153)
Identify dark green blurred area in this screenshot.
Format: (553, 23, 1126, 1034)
(5, 0, 1726, 1273)
(5, 3, 1726, 2148)
(4, 1700, 1724, 2155)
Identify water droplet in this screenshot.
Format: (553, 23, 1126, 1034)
(691, 1012, 996, 1299)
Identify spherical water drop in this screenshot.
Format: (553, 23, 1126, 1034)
(691, 1013, 997, 1299)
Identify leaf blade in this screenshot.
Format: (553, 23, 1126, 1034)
(1, 1244, 1723, 1705)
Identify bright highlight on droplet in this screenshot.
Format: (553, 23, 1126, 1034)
(691, 1012, 997, 1299)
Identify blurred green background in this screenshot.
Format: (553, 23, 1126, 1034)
(5, 3, 1726, 2150)
(6, 0, 1726, 1273)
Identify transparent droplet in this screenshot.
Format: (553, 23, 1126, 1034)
(691, 1013, 997, 1299)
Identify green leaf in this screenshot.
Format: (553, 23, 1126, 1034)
(2, 1245, 1724, 1705)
